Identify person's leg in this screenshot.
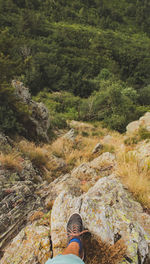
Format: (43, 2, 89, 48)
(45, 213, 88, 264)
(62, 241, 80, 256)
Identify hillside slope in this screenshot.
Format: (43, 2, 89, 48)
(1, 115, 150, 263)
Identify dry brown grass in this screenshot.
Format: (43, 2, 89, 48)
(19, 140, 50, 169)
(84, 234, 127, 264)
(50, 137, 74, 158)
(18, 139, 68, 182)
(50, 136, 100, 168)
(0, 153, 23, 172)
(116, 152, 150, 209)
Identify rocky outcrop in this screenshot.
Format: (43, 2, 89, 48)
(0, 134, 43, 257)
(12, 80, 50, 141)
(1, 221, 51, 264)
(126, 112, 150, 135)
(51, 174, 150, 263)
(0, 179, 44, 257)
(1, 121, 150, 264)
(0, 149, 117, 261)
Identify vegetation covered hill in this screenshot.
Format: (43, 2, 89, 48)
(0, 0, 150, 135)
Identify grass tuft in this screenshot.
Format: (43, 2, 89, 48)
(0, 153, 23, 172)
(116, 152, 150, 209)
(19, 140, 49, 169)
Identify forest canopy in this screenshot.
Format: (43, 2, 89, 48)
(0, 0, 150, 134)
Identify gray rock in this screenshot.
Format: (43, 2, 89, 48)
(63, 128, 75, 142)
(12, 80, 31, 103)
(90, 152, 116, 170)
(1, 221, 51, 264)
(12, 80, 50, 142)
(44, 173, 82, 209)
(128, 142, 150, 169)
(0, 180, 43, 255)
(71, 163, 98, 182)
(126, 121, 140, 135)
(126, 112, 150, 135)
(92, 143, 103, 154)
(51, 174, 150, 263)
(0, 133, 8, 145)
(0, 133, 12, 153)
(0, 157, 44, 256)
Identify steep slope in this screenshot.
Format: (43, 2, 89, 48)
(1, 114, 150, 263)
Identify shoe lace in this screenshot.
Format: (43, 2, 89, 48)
(68, 224, 89, 238)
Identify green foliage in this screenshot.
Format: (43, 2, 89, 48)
(34, 91, 81, 129)
(0, 0, 150, 96)
(0, 83, 31, 135)
(79, 79, 139, 132)
(124, 126, 150, 145)
(0, 0, 150, 135)
(138, 85, 150, 105)
(81, 131, 89, 137)
(124, 136, 139, 146)
(139, 127, 150, 140)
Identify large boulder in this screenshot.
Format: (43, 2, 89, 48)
(127, 141, 150, 170)
(12, 80, 50, 142)
(51, 175, 150, 263)
(126, 112, 150, 135)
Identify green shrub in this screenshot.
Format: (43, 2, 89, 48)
(91, 131, 104, 137)
(81, 131, 89, 137)
(124, 137, 138, 145)
(50, 113, 68, 129)
(139, 127, 150, 140)
(0, 84, 30, 135)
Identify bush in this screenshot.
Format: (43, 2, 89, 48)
(79, 80, 138, 132)
(81, 131, 89, 137)
(50, 114, 68, 129)
(0, 84, 30, 135)
(139, 127, 150, 140)
(34, 91, 81, 129)
(124, 137, 138, 145)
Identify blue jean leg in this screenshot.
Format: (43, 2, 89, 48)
(45, 254, 85, 264)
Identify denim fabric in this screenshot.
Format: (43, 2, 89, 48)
(45, 254, 84, 264)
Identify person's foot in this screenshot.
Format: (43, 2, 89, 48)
(67, 213, 86, 260)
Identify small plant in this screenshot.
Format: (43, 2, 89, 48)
(19, 140, 49, 169)
(0, 153, 23, 172)
(81, 131, 89, 137)
(117, 152, 150, 209)
(91, 131, 104, 137)
(139, 127, 150, 140)
(124, 136, 138, 145)
(102, 144, 115, 153)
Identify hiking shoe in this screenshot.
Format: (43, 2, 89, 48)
(67, 213, 86, 259)
(67, 213, 84, 241)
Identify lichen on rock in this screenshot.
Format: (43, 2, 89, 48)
(50, 174, 150, 263)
